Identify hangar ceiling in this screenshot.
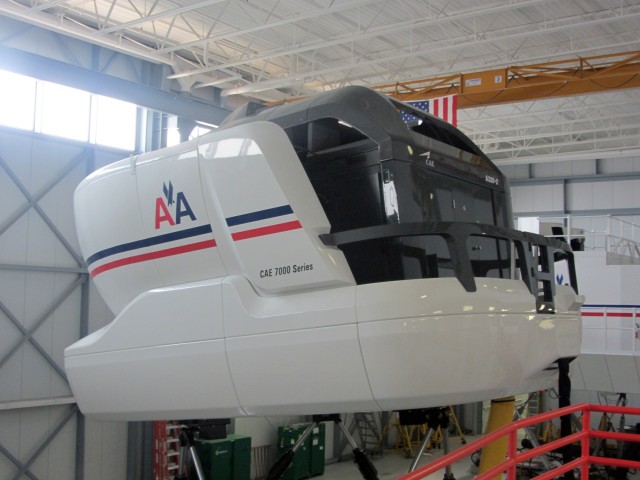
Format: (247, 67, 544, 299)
(1, 0, 640, 165)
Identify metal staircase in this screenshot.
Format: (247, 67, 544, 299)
(354, 412, 383, 456)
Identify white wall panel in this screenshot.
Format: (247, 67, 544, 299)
(0, 410, 20, 474)
(510, 155, 640, 217)
(0, 127, 127, 480)
(612, 180, 635, 209)
(14, 406, 76, 480)
(18, 408, 51, 477)
(533, 161, 573, 178)
(566, 182, 592, 212)
(0, 270, 27, 403)
(47, 410, 77, 480)
(551, 183, 564, 211)
(0, 136, 31, 267)
(500, 164, 529, 179)
(0, 218, 29, 266)
(22, 274, 61, 399)
(26, 140, 87, 266)
(592, 181, 613, 210)
(601, 157, 636, 174)
(88, 282, 115, 329)
(531, 184, 551, 211)
(0, 132, 32, 186)
(532, 163, 554, 178)
(570, 159, 597, 176)
(84, 420, 128, 480)
(26, 212, 61, 265)
(634, 185, 640, 209)
(511, 184, 534, 213)
(49, 278, 80, 398)
(510, 182, 564, 213)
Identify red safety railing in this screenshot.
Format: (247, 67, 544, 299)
(398, 403, 640, 480)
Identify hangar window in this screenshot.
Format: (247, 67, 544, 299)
(0, 68, 138, 152)
(0, 70, 36, 131)
(38, 81, 91, 142)
(91, 95, 138, 150)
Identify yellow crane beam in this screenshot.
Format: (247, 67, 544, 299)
(371, 50, 640, 108)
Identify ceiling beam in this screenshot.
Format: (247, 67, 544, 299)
(0, 1, 169, 65)
(156, 0, 379, 55)
(492, 148, 640, 166)
(170, 0, 552, 81)
(0, 46, 231, 125)
(96, 0, 229, 35)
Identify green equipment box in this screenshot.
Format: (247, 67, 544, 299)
(277, 423, 325, 480)
(195, 434, 251, 480)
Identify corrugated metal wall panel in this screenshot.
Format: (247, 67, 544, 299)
(0, 127, 127, 480)
(511, 182, 565, 214)
(84, 420, 128, 479)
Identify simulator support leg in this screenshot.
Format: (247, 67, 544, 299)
(407, 428, 435, 473)
(558, 358, 574, 480)
(335, 417, 379, 480)
(175, 426, 205, 480)
(442, 416, 455, 480)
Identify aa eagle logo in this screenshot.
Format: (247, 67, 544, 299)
(154, 181, 196, 229)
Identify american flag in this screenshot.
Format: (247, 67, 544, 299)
(400, 95, 458, 127)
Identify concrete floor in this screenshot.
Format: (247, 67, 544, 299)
(321, 437, 477, 480)
(322, 453, 475, 480)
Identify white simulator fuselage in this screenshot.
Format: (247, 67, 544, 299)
(65, 87, 582, 421)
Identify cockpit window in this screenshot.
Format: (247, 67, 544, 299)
(392, 99, 498, 175)
(285, 117, 370, 163)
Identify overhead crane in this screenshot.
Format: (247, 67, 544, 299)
(371, 50, 640, 107)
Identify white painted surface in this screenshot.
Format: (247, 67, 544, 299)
(66, 121, 584, 420)
(66, 272, 582, 418)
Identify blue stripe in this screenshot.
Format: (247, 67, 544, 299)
(226, 205, 293, 227)
(86, 224, 213, 266)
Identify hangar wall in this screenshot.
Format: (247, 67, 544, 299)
(0, 16, 226, 479)
(503, 157, 640, 423)
(503, 156, 640, 219)
(0, 126, 127, 479)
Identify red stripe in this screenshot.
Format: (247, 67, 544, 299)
(581, 312, 635, 317)
(90, 239, 216, 278)
(581, 312, 605, 317)
(231, 220, 302, 241)
(451, 95, 458, 127)
(433, 97, 439, 118)
(442, 96, 449, 123)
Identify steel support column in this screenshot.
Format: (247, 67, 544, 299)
(75, 277, 90, 480)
